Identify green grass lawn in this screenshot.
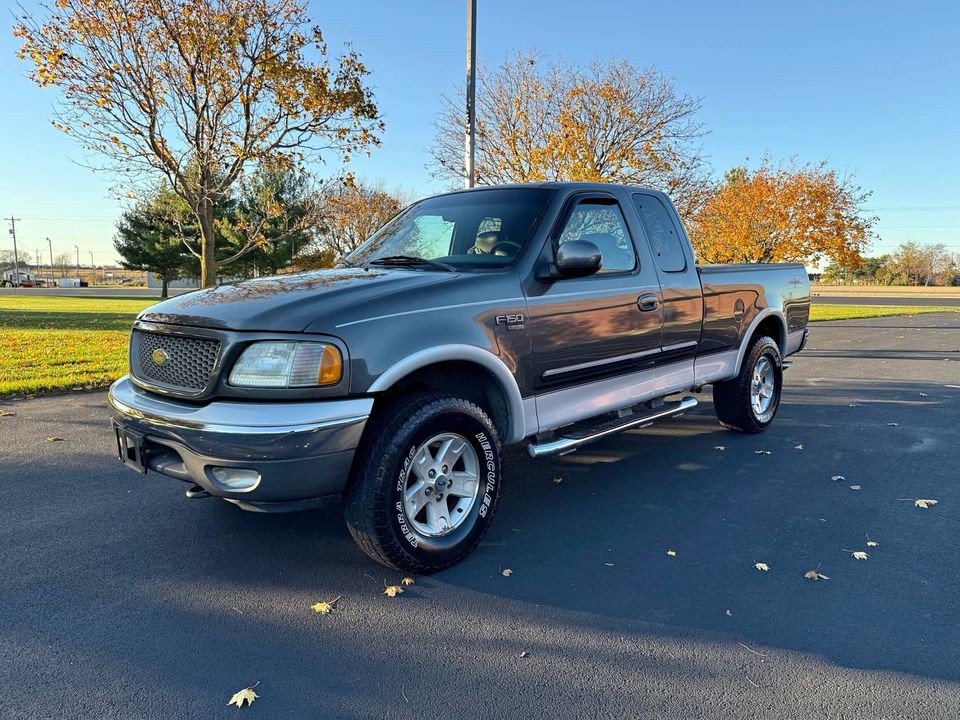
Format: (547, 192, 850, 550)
(809, 304, 960, 322)
(0, 296, 157, 396)
(1, 296, 958, 397)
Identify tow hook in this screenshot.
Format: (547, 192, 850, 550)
(185, 484, 211, 499)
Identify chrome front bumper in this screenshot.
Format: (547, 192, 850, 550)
(108, 376, 372, 510)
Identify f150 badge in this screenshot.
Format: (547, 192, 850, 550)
(495, 313, 525, 330)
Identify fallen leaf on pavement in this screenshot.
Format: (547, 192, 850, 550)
(227, 684, 259, 708)
(401, 577, 415, 587)
(666, 549, 677, 557)
(310, 596, 341, 615)
(850, 551, 869, 560)
(887, 422, 898, 427)
(552, 476, 563, 484)
(920, 393, 929, 397)
(914, 499, 938, 509)
(754, 562, 770, 572)
(831, 475, 845, 482)
(754, 450, 771, 456)
(725, 609, 733, 616)
(714, 445, 726, 451)
(45, 436, 63, 442)
(850, 485, 861, 491)
(383, 585, 404, 597)
(866, 539, 879, 548)
(519, 650, 528, 658)
(0, 410, 15, 417)
(804, 569, 830, 581)
(501, 568, 513, 576)
(794, 444, 804, 450)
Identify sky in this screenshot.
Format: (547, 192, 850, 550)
(1, 0, 958, 267)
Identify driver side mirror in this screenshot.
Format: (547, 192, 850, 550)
(546, 239, 602, 279)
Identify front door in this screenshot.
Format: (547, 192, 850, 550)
(525, 192, 664, 395)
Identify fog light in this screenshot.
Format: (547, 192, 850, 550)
(210, 467, 261, 492)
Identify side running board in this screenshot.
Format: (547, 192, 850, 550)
(527, 396, 698, 458)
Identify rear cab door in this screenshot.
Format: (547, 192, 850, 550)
(627, 191, 705, 395)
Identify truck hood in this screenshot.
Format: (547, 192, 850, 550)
(138, 267, 454, 333)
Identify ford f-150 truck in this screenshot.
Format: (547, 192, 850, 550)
(109, 182, 810, 572)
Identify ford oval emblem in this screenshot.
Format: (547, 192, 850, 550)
(151, 348, 170, 366)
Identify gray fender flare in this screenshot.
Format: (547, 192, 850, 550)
(735, 308, 786, 374)
(367, 344, 528, 444)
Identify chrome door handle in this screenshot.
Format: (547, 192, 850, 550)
(637, 294, 660, 312)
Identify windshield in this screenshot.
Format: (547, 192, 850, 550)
(344, 188, 554, 270)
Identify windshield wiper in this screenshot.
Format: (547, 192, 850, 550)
(367, 255, 455, 272)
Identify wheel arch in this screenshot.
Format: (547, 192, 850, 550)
(367, 345, 527, 444)
(734, 309, 786, 374)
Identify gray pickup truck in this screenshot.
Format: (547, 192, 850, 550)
(109, 182, 810, 572)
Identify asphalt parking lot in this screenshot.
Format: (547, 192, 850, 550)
(1, 313, 959, 719)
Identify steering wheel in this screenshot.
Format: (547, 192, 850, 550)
(488, 240, 522, 257)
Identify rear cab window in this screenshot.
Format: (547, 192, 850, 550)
(631, 193, 687, 272)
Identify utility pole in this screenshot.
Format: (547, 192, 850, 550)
(6, 216, 21, 287)
(464, 0, 477, 189)
(88, 251, 95, 285)
(47, 237, 54, 285)
(74, 245, 80, 279)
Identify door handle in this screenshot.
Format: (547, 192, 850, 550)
(637, 294, 660, 312)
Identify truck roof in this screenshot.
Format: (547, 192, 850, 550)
(428, 181, 671, 201)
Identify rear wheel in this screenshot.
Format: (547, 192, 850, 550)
(713, 335, 782, 433)
(344, 393, 503, 573)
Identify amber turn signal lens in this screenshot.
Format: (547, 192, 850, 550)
(317, 344, 342, 385)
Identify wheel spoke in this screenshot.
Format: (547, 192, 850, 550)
(447, 470, 478, 498)
(404, 480, 429, 516)
(426, 500, 452, 533)
(436, 437, 466, 471)
(411, 445, 434, 481)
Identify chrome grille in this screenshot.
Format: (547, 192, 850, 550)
(133, 330, 220, 393)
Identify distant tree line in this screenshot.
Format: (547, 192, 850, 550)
(820, 242, 960, 286)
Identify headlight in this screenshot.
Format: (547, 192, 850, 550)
(228, 342, 342, 388)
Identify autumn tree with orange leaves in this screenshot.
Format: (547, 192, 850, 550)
(689, 161, 875, 266)
(431, 52, 711, 220)
(14, 0, 381, 287)
(317, 180, 405, 258)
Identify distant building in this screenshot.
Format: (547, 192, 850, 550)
(147, 273, 199, 289)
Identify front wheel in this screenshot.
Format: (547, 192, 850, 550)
(344, 393, 503, 573)
(713, 335, 783, 433)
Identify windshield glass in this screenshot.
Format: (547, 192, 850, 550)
(344, 188, 554, 270)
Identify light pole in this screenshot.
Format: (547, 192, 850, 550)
(6, 216, 21, 287)
(75, 245, 80, 279)
(464, 0, 477, 189)
(47, 237, 54, 285)
(89, 251, 96, 285)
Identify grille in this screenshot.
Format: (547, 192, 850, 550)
(133, 330, 221, 393)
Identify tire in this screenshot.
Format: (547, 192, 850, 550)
(713, 335, 783, 433)
(344, 392, 504, 573)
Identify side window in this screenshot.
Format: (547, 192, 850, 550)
(408, 215, 456, 257)
(632, 194, 687, 272)
(556, 199, 636, 274)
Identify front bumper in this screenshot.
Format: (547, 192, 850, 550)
(108, 376, 372, 510)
